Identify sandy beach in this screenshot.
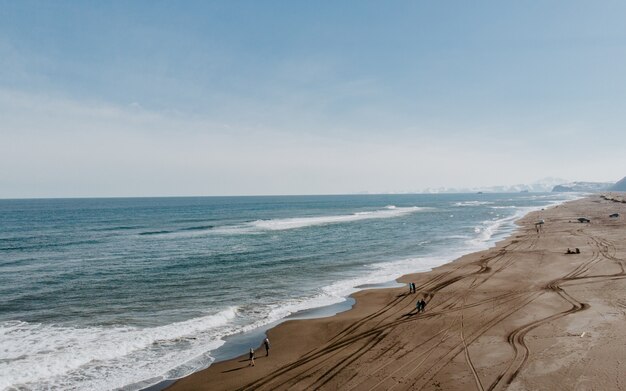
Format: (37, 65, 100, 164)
(168, 194, 626, 391)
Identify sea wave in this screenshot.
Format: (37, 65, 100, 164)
(0, 239, 102, 252)
(137, 206, 428, 238)
(227, 254, 461, 338)
(0, 249, 478, 391)
(92, 225, 143, 232)
(247, 206, 426, 231)
(1, 195, 577, 390)
(138, 230, 173, 236)
(454, 201, 494, 207)
(0, 308, 238, 391)
(467, 207, 534, 248)
(179, 225, 214, 231)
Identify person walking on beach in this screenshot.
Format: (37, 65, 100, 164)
(418, 298, 427, 312)
(264, 337, 270, 356)
(249, 348, 255, 366)
(416, 299, 423, 313)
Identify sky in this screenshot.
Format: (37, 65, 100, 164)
(1, 1, 626, 198)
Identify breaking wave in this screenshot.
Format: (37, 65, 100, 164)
(246, 206, 427, 231)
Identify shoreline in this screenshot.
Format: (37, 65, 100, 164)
(3, 194, 574, 391)
(148, 281, 406, 390)
(145, 200, 556, 390)
(142, 198, 558, 391)
(161, 196, 624, 389)
(167, 195, 626, 390)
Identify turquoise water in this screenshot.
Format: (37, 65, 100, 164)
(0, 193, 578, 390)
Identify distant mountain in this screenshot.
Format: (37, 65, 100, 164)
(417, 177, 620, 194)
(530, 177, 571, 191)
(610, 177, 626, 191)
(552, 181, 614, 193)
(421, 178, 569, 194)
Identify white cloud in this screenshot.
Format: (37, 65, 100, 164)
(1, 89, 624, 198)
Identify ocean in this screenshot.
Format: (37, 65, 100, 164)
(0, 192, 579, 390)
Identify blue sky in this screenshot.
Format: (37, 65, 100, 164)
(1, 1, 626, 197)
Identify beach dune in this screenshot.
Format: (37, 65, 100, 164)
(169, 195, 626, 390)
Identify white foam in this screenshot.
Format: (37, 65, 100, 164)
(469, 196, 581, 250)
(454, 201, 494, 207)
(0, 307, 238, 390)
(528, 193, 581, 200)
(467, 208, 530, 249)
(149, 206, 429, 237)
(247, 206, 426, 231)
(232, 254, 459, 337)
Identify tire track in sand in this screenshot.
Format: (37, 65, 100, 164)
(487, 231, 623, 390)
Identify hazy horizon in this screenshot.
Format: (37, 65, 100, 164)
(0, 178, 616, 200)
(2, 1, 626, 198)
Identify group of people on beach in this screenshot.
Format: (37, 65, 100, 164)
(249, 283, 431, 368)
(409, 283, 427, 313)
(248, 337, 270, 367)
(416, 297, 427, 312)
(534, 219, 545, 233)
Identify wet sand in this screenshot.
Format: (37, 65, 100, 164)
(168, 195, 626, 390)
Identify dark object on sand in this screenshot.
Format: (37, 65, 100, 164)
(577, 217, 591, 223)
(566, 248, 573, 254)
(610, 213, 620, 218)
(249, 348, 255, 366)
(264, 337, 270, 356)
(576, 248, 580, 254)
